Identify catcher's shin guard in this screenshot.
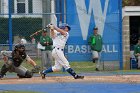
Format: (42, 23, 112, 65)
(17, 70, 33, 78)
(17, 74, 26, 78)
(0, 64, 10, 78)
(25, 70, 33, 78)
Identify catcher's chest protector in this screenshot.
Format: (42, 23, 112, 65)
(12, 51, 26, 67)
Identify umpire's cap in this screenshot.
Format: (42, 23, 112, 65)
(42, 28, 47, 32)
(93, 27, 98, 30)
(59, 23, 71, 31)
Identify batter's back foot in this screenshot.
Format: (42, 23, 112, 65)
(0, 74, 4, 80)
(39, 71, 46, 79)
(74, 75, 84, 79)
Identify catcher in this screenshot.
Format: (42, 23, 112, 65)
(0, 44, 40, 79)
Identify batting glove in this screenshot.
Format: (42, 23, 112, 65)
(46, 24, 54, 30)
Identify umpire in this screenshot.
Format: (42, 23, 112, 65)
(0, 44, 40, 79)
(39, 28, 53, 69)
(88, 27, 103, 71)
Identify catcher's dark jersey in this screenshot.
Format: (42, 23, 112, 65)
(12, 51, 27, 67)
(1, 50, 31, 67)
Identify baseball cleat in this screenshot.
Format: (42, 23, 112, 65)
(95, 68, 99, 71)
(0, 74, 4, 80)
(39, 71, 46, 79)
(74, 75, 84, 79)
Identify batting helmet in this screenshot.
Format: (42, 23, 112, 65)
(59, 23, 71, 31)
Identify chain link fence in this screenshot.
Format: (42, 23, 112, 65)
(0, 0, 56, 57)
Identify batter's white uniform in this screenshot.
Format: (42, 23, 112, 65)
(41, 25, 84, 79)
(51, 30, 70, 71)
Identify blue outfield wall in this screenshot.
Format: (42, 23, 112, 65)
(64, 0, 122, 62)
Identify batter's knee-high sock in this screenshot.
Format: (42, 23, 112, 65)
(43, 67, 53, 74)
(66, 68, 77, 77)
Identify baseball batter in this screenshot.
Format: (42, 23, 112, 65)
(0, 44, 40, 79)
(40, 24, 84, 79)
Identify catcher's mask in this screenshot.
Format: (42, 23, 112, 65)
(14, 44, 25, 52)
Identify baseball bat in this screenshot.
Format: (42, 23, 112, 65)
(30, 29, 43, 38)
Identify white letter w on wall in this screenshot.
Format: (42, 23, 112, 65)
(75, 0, 109, 40)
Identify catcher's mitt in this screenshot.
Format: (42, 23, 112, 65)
(31, 65, 41, 73)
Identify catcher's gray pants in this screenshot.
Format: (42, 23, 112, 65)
(13, 65, 28, 76)
(5, 61, 28, 76)
(41, 50, 52, 69)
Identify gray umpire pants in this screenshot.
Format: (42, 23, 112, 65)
(92, 50, 101, 69)
(41, 50, 52, 69)
(137, 56, 140, 68)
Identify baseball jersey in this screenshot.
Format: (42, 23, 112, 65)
(134, 44, 140, 57)
(1, 50, 31, 67)
(40, 35, 53, 51)
(88, 34, 102, 52)
(53, 30, 69, 49)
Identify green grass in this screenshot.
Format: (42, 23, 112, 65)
(70, 61, 96, 73)
(0, 58, 140, 74)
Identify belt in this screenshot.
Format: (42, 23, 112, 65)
(54, 47, 64, 51)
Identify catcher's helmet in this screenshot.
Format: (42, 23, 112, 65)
(59, 23, 71, 31)
(14, 44, 25, 51)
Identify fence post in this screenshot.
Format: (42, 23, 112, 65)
(119, 0, 123, 70)
(8, 0, 12, 50)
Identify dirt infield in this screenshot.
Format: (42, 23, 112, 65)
(0, 75, 140, 84)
